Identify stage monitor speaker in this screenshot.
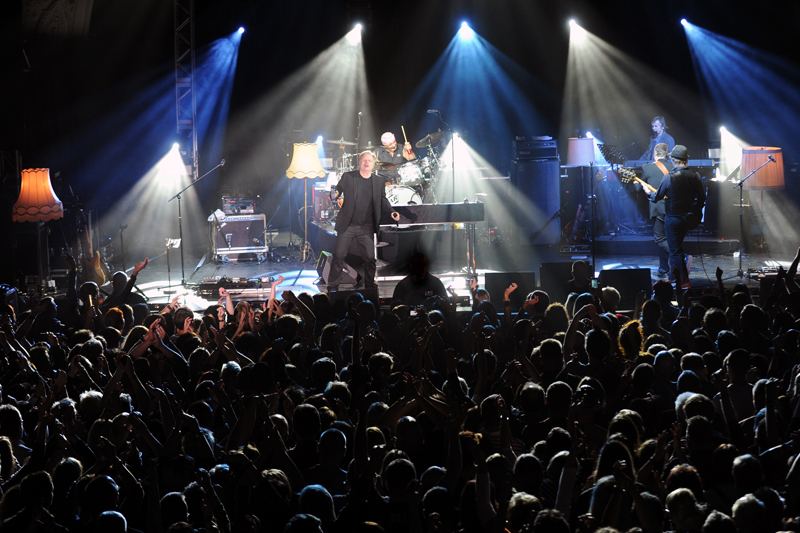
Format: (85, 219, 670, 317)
(512, 158, 561, 245)
(484, 271, 537, 311)
(598, 268, 653, 311)
(539, 262, 575, 304)
(316, 251, 358, 285)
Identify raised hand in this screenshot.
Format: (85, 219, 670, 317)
(133, 258, 149, 276)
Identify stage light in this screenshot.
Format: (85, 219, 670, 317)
(172, 142, 180, 150)
(458, 22, 474, 41)
(569, 21, 587, 44)
(720, 126, 726, 132)
(346, 24, 362, 45)
(238, 27, 245, 34)
(586, 131, 593, 138)
(681, 19, 688, 26)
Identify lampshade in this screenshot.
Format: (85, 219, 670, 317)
(741, 147, 784, 190)
(565, 138, 595, 167)
(286, 143, 326, 179)
(12, 168, 64, 222)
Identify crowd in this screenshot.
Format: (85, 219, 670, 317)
(1, 250, 800, 533)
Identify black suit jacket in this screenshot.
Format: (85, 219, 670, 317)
(335, 170, 395, 235)
(641, 158, 673, 219)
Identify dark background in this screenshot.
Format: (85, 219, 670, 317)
(2, 0, 799, 284)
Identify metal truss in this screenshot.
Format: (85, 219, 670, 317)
(174, 0, 198, 181)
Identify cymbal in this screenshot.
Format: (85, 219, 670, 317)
(415, 130, 445, 148)
(363, 143, 379, 150)
(327, 138, 357, 146)
(374, 161, 396, 169)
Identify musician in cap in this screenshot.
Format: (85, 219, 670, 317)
(327, 151, 400, 292)
(640, 116, 676, 160)
(650, 145, 705, 289)
(640, 143, 674, 278)
(376, 132, 416, 184)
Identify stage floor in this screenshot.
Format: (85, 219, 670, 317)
(114, 229, 789, 312)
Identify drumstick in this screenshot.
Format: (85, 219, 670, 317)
(401, 126, 408, 144)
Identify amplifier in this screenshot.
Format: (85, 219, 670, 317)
(513, 138, 559, 160)
(222, 196, 258, 215)
(213, 214, 267, 260)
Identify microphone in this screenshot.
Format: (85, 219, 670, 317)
(427, 109, 439, 114)
(253, 237, 264, 246)
(220, 159, 226, 166)
(358, 111, 362, 116)
(768, 155, 776, 162)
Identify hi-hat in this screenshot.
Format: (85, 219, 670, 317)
(415, 130, 445, 148)
(327, 138, 357, 146)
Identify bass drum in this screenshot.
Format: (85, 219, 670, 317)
(386, 185, 421, 206)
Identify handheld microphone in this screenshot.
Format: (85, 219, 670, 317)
(427, 109, 439, 114)
(220, 159, 226, 166)
(768, 155, 776, 162)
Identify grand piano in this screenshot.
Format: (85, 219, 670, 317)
(380, 202, 485, 274)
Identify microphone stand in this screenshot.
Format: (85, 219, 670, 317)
(168, 159, 225, 285)
(733, 157, 775, 278)
(431, 111, 454, 202)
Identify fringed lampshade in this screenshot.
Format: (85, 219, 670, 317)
(286, 143, 327, 179)
(12, 168, 63, 222)
(286, 143, 326, 262)
(741, 147, 784, 190)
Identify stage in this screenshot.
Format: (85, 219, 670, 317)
(65, 226, 788, 315)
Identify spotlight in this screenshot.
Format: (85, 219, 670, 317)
(570, 20, 587, 44)
(681, 18, 688, 26)
(458, 22, 474, 41)
(346, 24, 362, 45)
(586, 131, 594, 138)
(720, 126, 726, 132)
(172, 142, 180, 150)
(238, 27, 245, 34)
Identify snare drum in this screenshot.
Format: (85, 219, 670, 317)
(397, 161, 424, 186)
(418, 156, 438, 175)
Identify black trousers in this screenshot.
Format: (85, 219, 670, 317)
(653, 215, 670, 272)
(328, 223, 375, 288)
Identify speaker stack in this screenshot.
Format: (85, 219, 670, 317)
(511, 138, 561, 245)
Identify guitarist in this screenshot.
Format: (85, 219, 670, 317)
(640, 143, 673, 278)
(650, 145, 706, 290)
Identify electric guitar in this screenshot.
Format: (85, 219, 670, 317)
(618, 167, 658, 194)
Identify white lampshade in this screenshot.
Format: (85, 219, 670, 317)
(566, 138, 595, 167)
(13, 168, 64, 222)
(286, 143, 327, 179)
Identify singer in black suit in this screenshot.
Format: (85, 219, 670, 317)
(328, 151, 400, 291)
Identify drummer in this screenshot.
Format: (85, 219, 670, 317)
(377, 132, 416, 185)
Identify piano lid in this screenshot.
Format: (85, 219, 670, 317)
(381, 202, 485, 226)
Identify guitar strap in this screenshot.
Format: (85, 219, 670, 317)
(654, 161, 670, 175)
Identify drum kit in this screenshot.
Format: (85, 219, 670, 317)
(324, 129, 446, 216)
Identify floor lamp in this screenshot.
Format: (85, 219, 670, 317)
(735, 146, 784, 277)
(286, 143, 326, 262)
(566, 138, 597, 276)
(12, 168, 64, 296)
